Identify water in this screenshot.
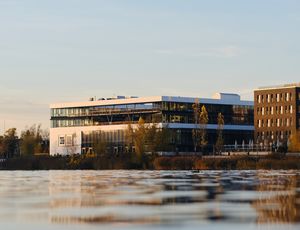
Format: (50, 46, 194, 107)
(0, 170, 299, 230)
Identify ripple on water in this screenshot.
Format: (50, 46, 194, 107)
(0, 170, 299, 229)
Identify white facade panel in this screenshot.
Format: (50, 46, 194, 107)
(50, 123, 163, 155)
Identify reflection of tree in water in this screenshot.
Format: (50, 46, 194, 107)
(252, 172, 300, 224)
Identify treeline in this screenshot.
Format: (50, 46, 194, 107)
(0, 124, 49, 158)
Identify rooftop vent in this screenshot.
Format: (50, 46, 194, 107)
(213, 93, 240, 102)
(117, 96, 126, 99)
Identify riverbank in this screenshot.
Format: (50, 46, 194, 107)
(1, 154, 300, 170)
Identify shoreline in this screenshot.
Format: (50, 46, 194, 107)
(1, 154, 300, 171)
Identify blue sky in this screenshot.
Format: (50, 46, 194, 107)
(0, 0, 300, 134)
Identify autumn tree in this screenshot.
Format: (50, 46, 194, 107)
(288, 130, 300, 152)
(133, 117, 147, 160)
(125, 118, 172, 158)
(199, 105, 209, 153)
(215, 112, 224, 154)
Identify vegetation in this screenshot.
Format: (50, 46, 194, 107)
(20, 124, 45, 155)
(1, 155, 300, 170)
(92, 131, 108, 157)
(0, 125, 49, 158)
(288, 130, 300, 152)
(0, 128, 19, 158)
(124, 118, 172, 166)
(199, 105, 209, 153)
(1, 120, 300, 171)
(215, 113, 224, 154)
(192, 99, 200, 152)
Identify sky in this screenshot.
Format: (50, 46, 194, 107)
(0, 0, 300, 135)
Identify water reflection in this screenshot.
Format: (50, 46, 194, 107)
(0, 170, 299, 229)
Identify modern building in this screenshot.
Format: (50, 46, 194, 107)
(254, 83, 300, 149)
(50, 93, 254, 155)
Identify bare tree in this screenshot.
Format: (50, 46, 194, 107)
(192, 98, 200, 152)
(215, 113, 224, 154)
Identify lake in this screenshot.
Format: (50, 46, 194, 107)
(0, 170, 299, 230)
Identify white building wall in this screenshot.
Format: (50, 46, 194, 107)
(50, 123, 163, 156)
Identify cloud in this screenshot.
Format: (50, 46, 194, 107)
(154, 45, 242, 59)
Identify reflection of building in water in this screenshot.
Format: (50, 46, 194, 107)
(48, 171, 84, 209)
(47, 171, 163, 225)
(252, 173, 300, 224)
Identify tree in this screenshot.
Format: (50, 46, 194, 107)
(0, 136, 4, 158)
(20, 124, 43, 156)
(192, 99, 200, 152)
(199, 105, 209, 153)
(154, 126, 172, 152)
(288, 130, 300, 152)
(92, 131, 107, 156)
(125, 121, 134, 152)
(3, 128, 19, 158)
(215, 112, 224, 154)
(145, 124, 158, 154)
(133, 117, 147, 160)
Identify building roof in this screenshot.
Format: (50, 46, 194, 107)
(50, 94, 253, 109)
(255, 82, 300, 91)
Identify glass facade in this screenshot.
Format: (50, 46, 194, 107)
(50, 98, 254, 153)
(51, 101, 253, 128)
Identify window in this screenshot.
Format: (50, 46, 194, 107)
(267, 94, 271, 103)
(258, 120, 262, 128)
(267, 119, 271, 127)
(66, 135, 73, 146)
(59, 136, 65, 146)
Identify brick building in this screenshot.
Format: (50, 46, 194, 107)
(254, 83, 300, 149)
